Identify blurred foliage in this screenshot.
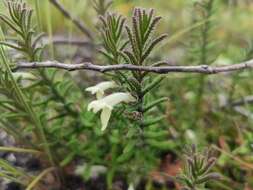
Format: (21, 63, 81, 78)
(0, 0, 253, 190)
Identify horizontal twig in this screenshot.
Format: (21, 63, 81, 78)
(15, 59, 253, 74)
(49, 0, 93, 40)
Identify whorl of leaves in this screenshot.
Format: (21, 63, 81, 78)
(178, 145, 221, 190)
(0, 0, 79, 119)
(0, 0, 44, 61)
(99, 8, 167, 66)
(123, 8, 167, 66)
(99, 13, 127, 64)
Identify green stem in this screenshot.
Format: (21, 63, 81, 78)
(193, 1, 213, 125)
(0, 146, 42, 154)
(26, 167, 55, 190)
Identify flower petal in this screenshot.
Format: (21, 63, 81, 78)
(100, 106, 112, 131)
(85, 81, 117, 98)
(86, 86, 98, 94)
(101, 92, 136, 107)
(87, 101, 94, 112)
(96, 90, 104, 99)
(88, 101, 100, 113)
(128, 183, 135, 190)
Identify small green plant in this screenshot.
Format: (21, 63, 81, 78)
(0, 0, 79, 117)
(178, 145, 221, 190)
(0, 1, 173, 188)
(0, 0, 82, 187)
(1, 0, 252, 189)
(0, 27, 58, 186)
(84, 7, 172, 188)
(0, 0, 43, 61)
(99, 12, 127, 65)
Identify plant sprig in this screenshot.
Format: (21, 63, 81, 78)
(96, 8, 171, 187)
(178, 145, 221, 190)
(0, 27, 56, 170)
(99, 13, 127, 64)
(0, 0, 44, 61)
(123, 8, 167, 66)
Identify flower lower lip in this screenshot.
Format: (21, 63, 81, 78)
(87, 92, 136, 131)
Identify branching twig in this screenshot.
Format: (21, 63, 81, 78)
(233, 107, 253, 119)
(49, 0, 93, 40)
(230, 96, 253, 107)
(221, 95, 253, 108)
(16, 59, 253, 74)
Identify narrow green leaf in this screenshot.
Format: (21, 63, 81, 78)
(143, 97, 168, 112)
(0, 41, 23, 51)
(141, 34, 167, 63)
(123, 141, 136, 154)
(142, 115, 165, 126)
(143, 130, 168, 138)
(146, 139, 175, 150)
(116, 149, 134, 163)
(142, 76, 164, 95)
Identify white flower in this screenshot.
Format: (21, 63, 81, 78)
(88, 92, 136, 131)
(128, 183, 135, 190)
(86, 81, 117, 99)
